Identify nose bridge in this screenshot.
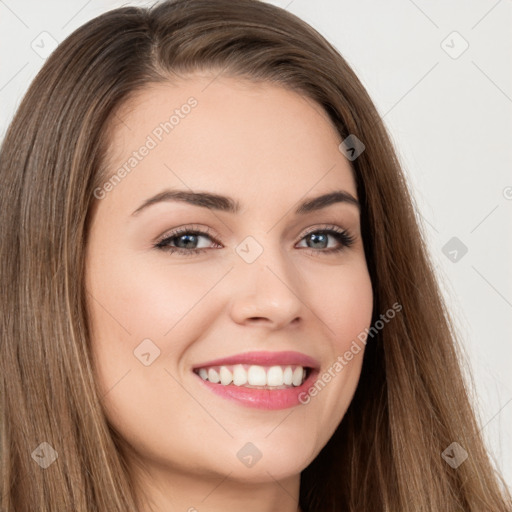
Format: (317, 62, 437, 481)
(229, 232, 303, 324)
(234, 232, 291, 282)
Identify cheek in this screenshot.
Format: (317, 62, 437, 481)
(85, 251, 231, 411)
(296, 260, 373, 439)
(87, 251, 222, 341)
(304, 258, 374, 348)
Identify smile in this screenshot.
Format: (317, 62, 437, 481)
(194, 364, 310, 388)
(191, 351, 320, 410)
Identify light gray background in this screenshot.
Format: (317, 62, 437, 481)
(1, 0, 511, 490)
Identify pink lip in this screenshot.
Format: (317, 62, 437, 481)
(192, 350, 320, 410)
(194, 368, 319, 410)
(192, 350, 320, 371)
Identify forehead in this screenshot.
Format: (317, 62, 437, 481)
(101, 74, 357, 213)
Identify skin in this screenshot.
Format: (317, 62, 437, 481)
(85, 73, 373, 512)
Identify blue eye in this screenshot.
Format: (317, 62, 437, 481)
(297, 228, 355, 252)
(154, 224, 355, 257)
(154, 226, 219, 257)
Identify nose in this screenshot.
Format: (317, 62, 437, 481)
(228, 240, 304, 329)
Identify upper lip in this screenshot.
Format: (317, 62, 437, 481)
(192, 350, 320, 370)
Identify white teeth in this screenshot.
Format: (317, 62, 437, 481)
(266, 366, 283, 387)
(247, 365, 267, 386)
(292, 366, 303, 386)
(232, 364, 248, 386)
(208, 368, 220, 384)
(219, 366, 232, 385)
(196, 364, 308, 388)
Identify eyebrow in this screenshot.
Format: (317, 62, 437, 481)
(131, 188, 360, 217)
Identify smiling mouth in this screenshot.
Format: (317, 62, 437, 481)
(193, 364, 311, 389)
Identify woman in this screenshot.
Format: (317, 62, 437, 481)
(1, 0, 510, 510)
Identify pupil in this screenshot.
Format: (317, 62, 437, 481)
(178, 234, 197, 248)
(310, 233, 327, 249)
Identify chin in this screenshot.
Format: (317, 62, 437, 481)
(210, 436, 319, 482)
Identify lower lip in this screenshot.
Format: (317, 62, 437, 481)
(194, 370, 319, 410)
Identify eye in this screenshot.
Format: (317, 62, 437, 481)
(154, 224, 356, 257)
(296, 225, 356, 255)
(154, 225, 220, 257)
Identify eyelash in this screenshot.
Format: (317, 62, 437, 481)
(154, 223, 356, 257)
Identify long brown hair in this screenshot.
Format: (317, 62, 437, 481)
(1, 0, 510, 510)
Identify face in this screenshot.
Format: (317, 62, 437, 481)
(85, 74, 373, 493)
